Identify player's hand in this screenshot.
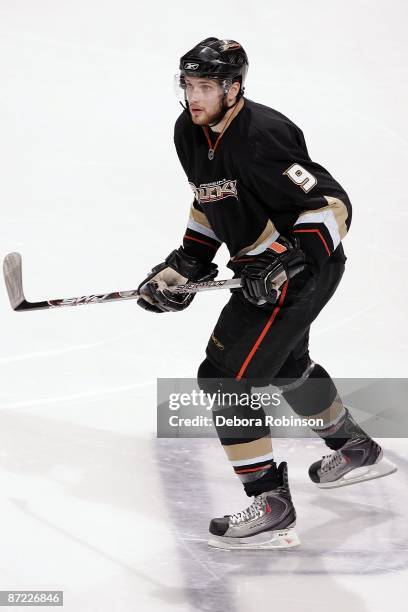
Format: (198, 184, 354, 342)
(240, 236, 307, 306)
(137, 265, 190, 313)
(137, 247, 218, 313)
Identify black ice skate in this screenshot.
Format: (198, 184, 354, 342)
(208, 462, 300, 550)
(309, 437, 397, 489)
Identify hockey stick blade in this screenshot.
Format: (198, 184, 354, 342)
(3, 252, 27, 311)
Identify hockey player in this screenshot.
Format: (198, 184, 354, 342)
(137, 38, 396, 549)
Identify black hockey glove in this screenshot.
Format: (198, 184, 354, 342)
(137, 247, 218, 313)
(240, 236, 308, 306)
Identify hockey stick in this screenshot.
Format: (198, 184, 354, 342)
(3, 252, 244, 312)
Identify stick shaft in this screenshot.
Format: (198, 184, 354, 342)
(49, 279, 242, 307)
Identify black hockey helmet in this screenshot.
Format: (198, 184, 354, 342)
(179, 37, 248, 96)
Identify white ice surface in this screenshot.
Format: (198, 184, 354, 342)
(0, 1, 407, 610)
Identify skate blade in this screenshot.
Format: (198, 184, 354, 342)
(317, 457, 398, 489)
(208, 528, 301, 550)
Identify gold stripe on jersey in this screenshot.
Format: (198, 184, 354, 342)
(190, 202, 213, 229)
(293, 196, 349, 253)
(324, 196, 349, 240)
(188, 201, 221, 242)
(231, 219, 279, 259)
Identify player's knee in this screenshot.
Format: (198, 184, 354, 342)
(197, 358, 250, 397)
(281, 363, 337, 416)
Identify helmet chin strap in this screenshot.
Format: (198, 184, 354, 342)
(206, 95, 238, 128)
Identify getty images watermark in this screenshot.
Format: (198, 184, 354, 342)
(158, 386, 323, 437)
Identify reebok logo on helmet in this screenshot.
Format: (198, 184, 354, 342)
(184, 62, 199, 70)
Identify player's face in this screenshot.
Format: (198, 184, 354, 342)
(184, 77, 224, 125)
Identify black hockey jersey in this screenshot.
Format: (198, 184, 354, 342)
(174, 98, 351, 271)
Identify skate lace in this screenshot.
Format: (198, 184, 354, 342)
(230, 496, 265, 525)
(321, 451, 344, 473)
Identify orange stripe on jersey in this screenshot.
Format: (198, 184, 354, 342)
(235, 281, 289, 381)
(293, 228, 331, 256)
